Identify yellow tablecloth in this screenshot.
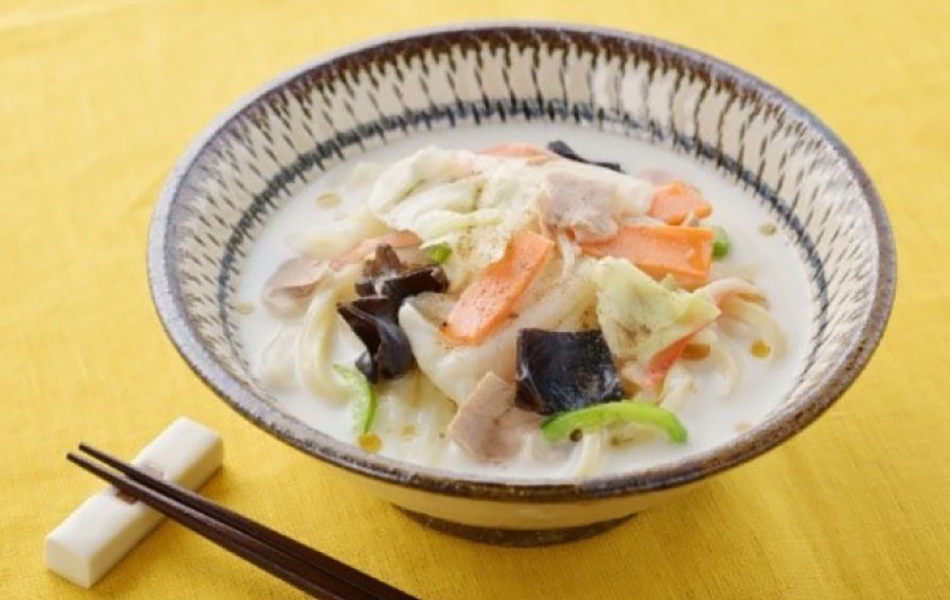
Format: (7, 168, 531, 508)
(2, 0, 948, 598)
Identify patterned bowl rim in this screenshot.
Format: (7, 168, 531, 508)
(148, 22, 897, 502)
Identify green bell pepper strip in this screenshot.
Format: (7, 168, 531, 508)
(424, 243, 452, 264)
(541, 400, 688, 444)
(712, 226, 730, 259)
(333, 365, 378, 435)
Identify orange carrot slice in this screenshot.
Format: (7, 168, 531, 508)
(623, 325, 708, 391)
(331, 230, 421, 269)
(442, 230, 554, 345)
(644, 335, 694, 388)
(580, 224, 713, 288)
(648, 181, 712, 225)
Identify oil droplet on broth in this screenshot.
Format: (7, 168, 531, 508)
(681, 343, 710, 360)
(358, 433, 382, 453)
(400, 424, 418, 440)
(235, 301, 256, 315)
(750, 339, 772, 358)
(758, 222, 777, 236)
(316, 192, 342, 209)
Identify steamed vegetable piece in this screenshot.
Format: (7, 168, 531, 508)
(366, 146, 473, 216)
(379, 177, 483, 235)
(546, 140, 622, 173)
(338, 244, 449, 381)
(593, 257, 720, 389)
(366, 148, 540, 291)
(399, 259, 598, 404)
(515, 329, 625, 415)
(333, 365, 378, 435)
(442, 230, 554, 344)
(366, 148, 482, 223)
(241, 140, 796, 476)
(541, 400, 688, 443)
(337, 296, 412, 382)
(424, 243, 452, 264)
(648, 181, 712, 225)
(581, 224, 714, 288)
(439, 161, 543, 290)
(634, 336, 695, 390)
(712, 226, 730, 259)
(288, 205, 389, 259)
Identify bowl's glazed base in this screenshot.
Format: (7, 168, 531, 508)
(397, 507, 635, 546)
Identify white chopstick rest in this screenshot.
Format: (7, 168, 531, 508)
(45, 417, 224, 588)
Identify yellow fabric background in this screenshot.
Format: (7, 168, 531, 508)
(1, 0, 947, 597)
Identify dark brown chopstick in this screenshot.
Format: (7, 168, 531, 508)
(66, 452, 350, 598)
(76, 444, 406, 599)
(67, 445, 416, 600)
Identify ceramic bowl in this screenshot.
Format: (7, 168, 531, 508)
(148, 23, 896, 546)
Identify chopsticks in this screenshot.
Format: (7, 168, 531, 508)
(67, 444, 416, 600)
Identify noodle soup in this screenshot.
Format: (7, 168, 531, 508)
(236, 125, 812, 480)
